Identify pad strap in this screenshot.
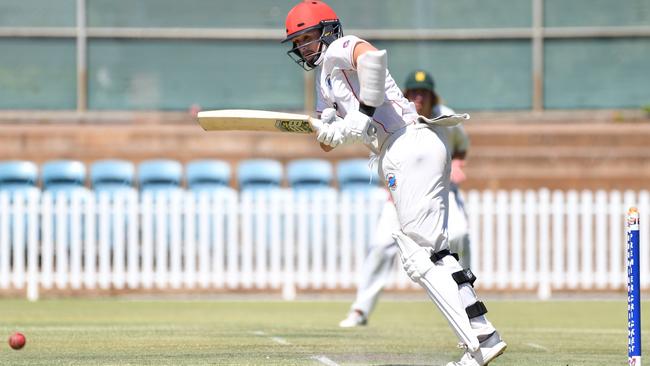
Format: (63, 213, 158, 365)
(466, 301, 488, 319)
(452, 269, 477, 287)
(430, 249, 459, 263)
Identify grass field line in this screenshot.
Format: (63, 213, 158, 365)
(0, 325, 189, 332)
(250, 330, 292, 346)
(501, 326, 628, 335)
(251, 330, 339, 364)
(525, 343, 550, 351)
(310, 355, 341, 366)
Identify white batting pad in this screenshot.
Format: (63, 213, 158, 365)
(357, 50, 387, 108)
(392, 231, 480, 352)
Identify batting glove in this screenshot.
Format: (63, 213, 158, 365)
(343, 110, 372, 144)
(316, 108, 346, 147)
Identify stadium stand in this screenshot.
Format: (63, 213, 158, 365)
(138, 159, 184, 194)
(336, 159, 381, 192)
(287, 159, 334, 192)
(186, 159, 232, 192)
(237, 159, 283, 191)
(41, 160, 90, 199)
(0, 160, 40, 197)
(91, 159, 136, 198)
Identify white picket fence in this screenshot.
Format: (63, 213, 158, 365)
(0, 189, 647, 301)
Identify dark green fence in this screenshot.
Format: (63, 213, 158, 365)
(0, 0, 648, 111)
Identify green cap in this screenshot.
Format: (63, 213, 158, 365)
(404, 70, 435, 92)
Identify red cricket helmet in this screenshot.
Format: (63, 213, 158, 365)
(282, 1, 343, 70)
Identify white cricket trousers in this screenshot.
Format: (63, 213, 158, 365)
(379, 123, 450, 252)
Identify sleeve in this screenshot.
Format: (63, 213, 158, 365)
(449, 124, 470, 158)
(323, 35, 363, 70)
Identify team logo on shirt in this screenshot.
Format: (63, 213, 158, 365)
(386, 173, 397, 191)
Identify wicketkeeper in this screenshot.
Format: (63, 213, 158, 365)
(282, 2, 506, 365)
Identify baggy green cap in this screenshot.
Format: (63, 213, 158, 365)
(404, 70, 435, 92)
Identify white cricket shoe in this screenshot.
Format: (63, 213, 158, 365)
(338, 310, 367, 328)
(446, 331, 507, 366)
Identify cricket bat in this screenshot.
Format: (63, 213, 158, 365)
(198, 109, 321, 133)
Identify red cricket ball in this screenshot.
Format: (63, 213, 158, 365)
(8, 332, 26, 350)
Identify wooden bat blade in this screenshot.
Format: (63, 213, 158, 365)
(198, 109, 316, 133)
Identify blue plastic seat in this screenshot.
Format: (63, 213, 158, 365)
(42, 160, 89, 199)
(0, 160, 39, 196)
(138, 159, 183, 194)
(337, 158, 381, 192)
(287, 159, 333, 192)
(237, 159, 283, 192)
(91, 159, 136, 198)
(186, 159, 232, 192)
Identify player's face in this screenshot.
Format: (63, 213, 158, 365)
(405, 88, 434, 116)
(292, 29, 322, 64)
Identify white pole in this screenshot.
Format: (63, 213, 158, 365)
(282, 190, 296, 300)
(83, 193, 96, 289)
(183, 192, 196, 288)
(580, 190, 594, 289)
(0, 192, 9, 289)
(12, 193, 25, 289)
(551, 190, 565, 289)
(126, 191, 139, 289)
(538, 189, 551, 299)
(55, 192, 69, 289)
(254, 192, 268, 289)
(496, 190, 509, 289)
(324, 190, 338, 289)
(482, 190, 495, 289)
(241, 192, 253, 289)
(296, 192, 309, 289)
(41, 193, 54, 289)
(197, 192, 210, 289)
(608, 191, 623, 289)
(269, 190, 282, 289)
(113, 192, 126, 290)
(69, 192, 82, 290)
(141, 193, 154, 289)
(510, 190, 523, 289)
(594, 190, 608, 289)
(169, 191, 182, 289)
(339, 192, 352, 289)
(98, 192, 110, 290)
(154, 192, 168, 289)
(226, 192, 239, 289)
(26, 191, 39, 301)
(524, 190, 537, 290)
(311, 190, 324, 289)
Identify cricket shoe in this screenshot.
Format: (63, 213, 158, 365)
(446, 331, 507, 366)
(338, 310, 367, 328)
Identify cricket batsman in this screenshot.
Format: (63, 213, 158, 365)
(282, 1, 506, 365)
(339, 70, 473, 330)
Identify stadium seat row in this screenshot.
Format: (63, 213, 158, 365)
(0, 159, 381, 197)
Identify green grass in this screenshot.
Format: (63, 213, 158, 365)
(0, 298, 646, 365)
